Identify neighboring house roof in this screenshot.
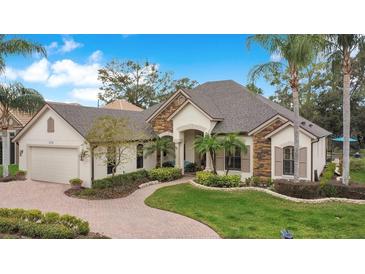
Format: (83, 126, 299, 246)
(178, 80, 330, 137)
(102, 99, 143, 112)
(0, 105, 33, 128)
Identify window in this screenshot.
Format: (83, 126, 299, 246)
(107, 147, 116, 175)
(47, 117, 54, 132)
(136, 144, 144, 169)
(225, 146, 241, 170)
(283, 146, 294, 175)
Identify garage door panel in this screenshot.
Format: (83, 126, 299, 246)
(30, 147, 78, 184)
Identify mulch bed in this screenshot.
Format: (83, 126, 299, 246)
(0, 232, 110, 239)
(0, 176, 16, 183)
(64, 181, 144, 200)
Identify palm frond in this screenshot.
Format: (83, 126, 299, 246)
(248, 62, 284, 83)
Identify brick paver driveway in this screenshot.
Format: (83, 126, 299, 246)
(0, 178, 219, 239)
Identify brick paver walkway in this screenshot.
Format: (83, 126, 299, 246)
(0, 178, 219, 239)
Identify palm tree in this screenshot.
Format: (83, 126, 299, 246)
(247, 35, 320, 183)
(0, 82, 44, 176)
(0, 34, 46, 73)
(220, 133, 247, 175)
(194, 134, 221, 174)
(324, 35, 365, 185)
(144, 136, 174, 168)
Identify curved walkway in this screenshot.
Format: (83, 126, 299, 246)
(0, 178, 219, 239)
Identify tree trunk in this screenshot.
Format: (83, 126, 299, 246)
(1, 129, 10, 177)
(160, 149, 163, 168)
(226, 155, 231, 175)
(290, 67, 300, 183)
(210, 150, 217, 174)
(342, 48, 351, 185)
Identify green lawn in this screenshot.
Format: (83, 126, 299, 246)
(351, 157, 365, 184)
(0, 164, 19, 177)
(145, 183, 365, 238)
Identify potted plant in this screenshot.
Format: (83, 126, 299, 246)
(69, 178, 83, 189)
(16, 170, 27, 181)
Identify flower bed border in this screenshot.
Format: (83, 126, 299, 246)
(189, 180, 365, 204)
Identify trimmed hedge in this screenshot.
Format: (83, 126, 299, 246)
(92, 169, 149, 189)
(274, 179, 365, 200)
(0, 208, 89, 237)
(274, 180, 320, 199)
(196, 171, 241, 188)
(148, 167, 182, 182)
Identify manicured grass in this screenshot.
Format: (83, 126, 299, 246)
(0, 164, 19, 177)
(351, 157, 365, 184)
(145, 183, 365, 238)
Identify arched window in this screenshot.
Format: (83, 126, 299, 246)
(283, 146, 294, 175)
(47, 117, 54, 132)
(137, 144, 144, 169)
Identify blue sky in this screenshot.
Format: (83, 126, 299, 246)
(2, 34, 276, 106)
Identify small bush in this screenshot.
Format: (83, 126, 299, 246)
(185, 162, 198, 173)
(274, 180, 320, 199)
(162, 161, 175, 168)
(148, 167, 182, 182)
(69, 178, 83, 186)
(79, 188, 97, 196)
(195, 171, 240, 188)
(266, 177, 274, 187)
(244, 177, 251, 186)
(0, 217, 19, 233)
(320, 163, 336, 186)
(350, 158, 365, 172)
(15, 170, 27, 177)
(17, 222, 75, 239)
(251, 176, 260, 187)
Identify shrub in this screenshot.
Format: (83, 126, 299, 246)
(251, 176, 260, 187)
(92, 169, 149, 189)
(79, 188, 97, 196)
(185, 162, 198, 173)
(350, 158, 365, 172)
(148, 167, 182, 182)
(69, 178, 83, 186)
(274, 180, 320, 199)
(0, 208, 90, 237)
(195, 171, 240, 188)
(244, 177, 251, 186)
(320, 163, 336, 186)
(266, 177, 274, 187)
(17, 222, 75, 239)
(162, 161, 175, 168)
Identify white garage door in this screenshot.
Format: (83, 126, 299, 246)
(30, 146, 79, 184)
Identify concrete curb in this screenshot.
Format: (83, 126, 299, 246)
(139, 180, 160, 189)
(189, 180, 365, 205)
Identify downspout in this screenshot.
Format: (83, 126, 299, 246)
(91, 145, 95, 182)
(311, 137, 320, 181)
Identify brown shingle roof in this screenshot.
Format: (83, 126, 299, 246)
(48, 102, 155, 140)
(102, 99, 143, 112)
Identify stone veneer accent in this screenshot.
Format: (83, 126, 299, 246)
(151, 94, 187, 133)
(253, 118, 285, 178)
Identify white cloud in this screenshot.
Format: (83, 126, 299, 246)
(70, 87, 100, 101)
(18, 58, 50, 82)
(59, 37, 83, 53)
(45, 41, 58, 54)
(88, 50, 103, 63)
(270, 51, 282, 62)
(2, 67, 18, 80)
(47, 59, 100, 87)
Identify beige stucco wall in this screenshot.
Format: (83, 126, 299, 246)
(215, 135, 253, 180)
(93, 142, 157, 180)
(270, 125, 312, 181)
(312, 136, 327, 179)
(17, 108, 92, 187)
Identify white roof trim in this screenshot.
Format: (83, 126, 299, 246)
(146, 89, 191, 122)
(248, 114, 288, 135)
(166, 100, 219, 122)
(264, 121, 317, 140)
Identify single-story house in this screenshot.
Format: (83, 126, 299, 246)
(13, 80, 330, 187)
